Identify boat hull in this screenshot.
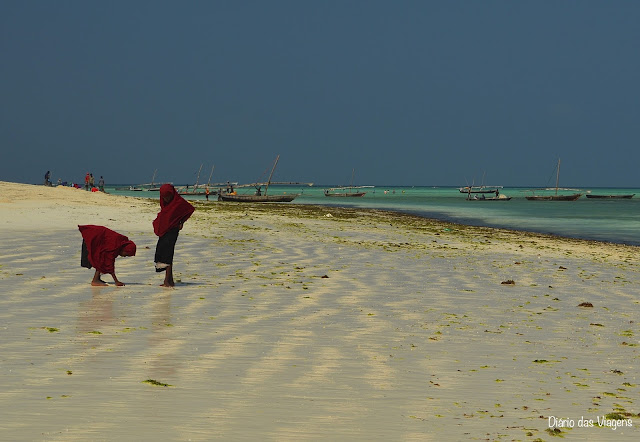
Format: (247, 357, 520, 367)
(218, 194, 298, 203)
(525, 194, 582, 201)
(324, 192, 366, 197)
(459, 187, 501, 194)
(586, 194, 635, 199)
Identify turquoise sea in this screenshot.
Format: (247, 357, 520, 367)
(107, 185, 640, 246)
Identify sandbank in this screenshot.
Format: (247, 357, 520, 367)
(1, 181, 639, 440)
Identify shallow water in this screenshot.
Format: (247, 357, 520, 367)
(108, 185, 640, 246)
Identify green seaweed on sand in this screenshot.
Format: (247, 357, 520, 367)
(143, 379, 172, 387)
(605, 412, 627, 420)
(545, 427, 565, 437)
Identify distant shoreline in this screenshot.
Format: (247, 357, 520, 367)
(5, 180, 638, 248)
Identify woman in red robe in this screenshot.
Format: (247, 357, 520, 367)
(78, 225, 136, 286)
(153, 184, 195, 287)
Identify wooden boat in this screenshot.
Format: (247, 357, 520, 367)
(459, 186, 502, 194)
(218, 193, 298, 202)
(177, 164, 216, 196)
(324, 169, 372, 197)
(324, 187, 368, 197)
(115, 185, 143, 191)
(459, 172, 503, 194)
(586, 194, 635, 199)
(525, 159, 582, 201)
(466, 194, 511, 201)
(134, 170, 171, 191)
(218, 155, 299, 203)
(526, 193, 582, 201)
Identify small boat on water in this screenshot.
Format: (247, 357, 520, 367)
(177, 164, 218, 196)
(218, 193, 298, 202)
(324, 187, 370, 197)
(218, 155, 299, 203)
(525, 159, 582, 201)
(526, 192, 582, 201)
(459, 171, 503, 194)
(115, 185, 143, 191)
(466, 194, 511, 201)
(586, 194, 635, 199)
(128, 169, 171, 191)
(324, 169, 372, 197)
(459, 186, 503, 194)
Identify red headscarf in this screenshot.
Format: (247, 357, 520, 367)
(78, 225, 136, 274)
(153, 184, 195, 237)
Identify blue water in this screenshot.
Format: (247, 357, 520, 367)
(107, 185, 640, 246)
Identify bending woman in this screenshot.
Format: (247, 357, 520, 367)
(79, 225, 136, 286)
(153, 184, 195, 287)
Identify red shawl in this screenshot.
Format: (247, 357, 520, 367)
(78, 225, 136, 274)
(153, 184, 195, 237)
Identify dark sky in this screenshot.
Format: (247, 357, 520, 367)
(2, 1, 639, 187)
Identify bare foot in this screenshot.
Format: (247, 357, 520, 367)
(160, 282, 175, 288)
(91, 280, 108, 286)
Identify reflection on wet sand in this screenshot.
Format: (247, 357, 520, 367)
(148, 291, 178, 378)
(77, 287, 116, 348)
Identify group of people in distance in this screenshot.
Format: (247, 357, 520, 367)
(43, 170, 105, 191)
(78, 184, 195, 287)
(84, 172, 105, 192)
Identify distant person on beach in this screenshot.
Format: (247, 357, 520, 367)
(44, 171, 51, 186)
(153, 184, 195, 287)
(89, 173, 95, 188)
(99, 176, 105, 192)
(205, 186, 210, 201)
(78, 225, 136, 286)
(84, 172, 90, 191)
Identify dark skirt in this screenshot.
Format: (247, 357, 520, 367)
(81, 239, 92, 269)
(155, 228, 180, 272)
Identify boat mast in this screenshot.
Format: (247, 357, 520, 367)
(207, 164, 215, 187)
(350, 168, 355, 191)
(193, 164, 203, 190)
(555, 158, 561, 196)
(151, 169, 157, 187)
(265, 155, 280, 196)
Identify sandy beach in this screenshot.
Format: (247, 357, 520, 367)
(1, 181, 639, 441)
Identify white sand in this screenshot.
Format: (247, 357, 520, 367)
(1, 181, 639, 440)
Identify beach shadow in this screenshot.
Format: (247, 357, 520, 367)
(174, 281, 203, 286)
(153, 281, 206, 287)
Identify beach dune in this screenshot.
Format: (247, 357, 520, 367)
(0, 181, 638, 440)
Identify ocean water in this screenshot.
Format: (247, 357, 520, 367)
(107, 185, 640, 246)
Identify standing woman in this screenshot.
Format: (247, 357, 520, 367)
(153, 184, 195, 287)
(79, 225, 137, 286)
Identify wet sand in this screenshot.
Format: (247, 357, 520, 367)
(1, 181, 639, 440)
